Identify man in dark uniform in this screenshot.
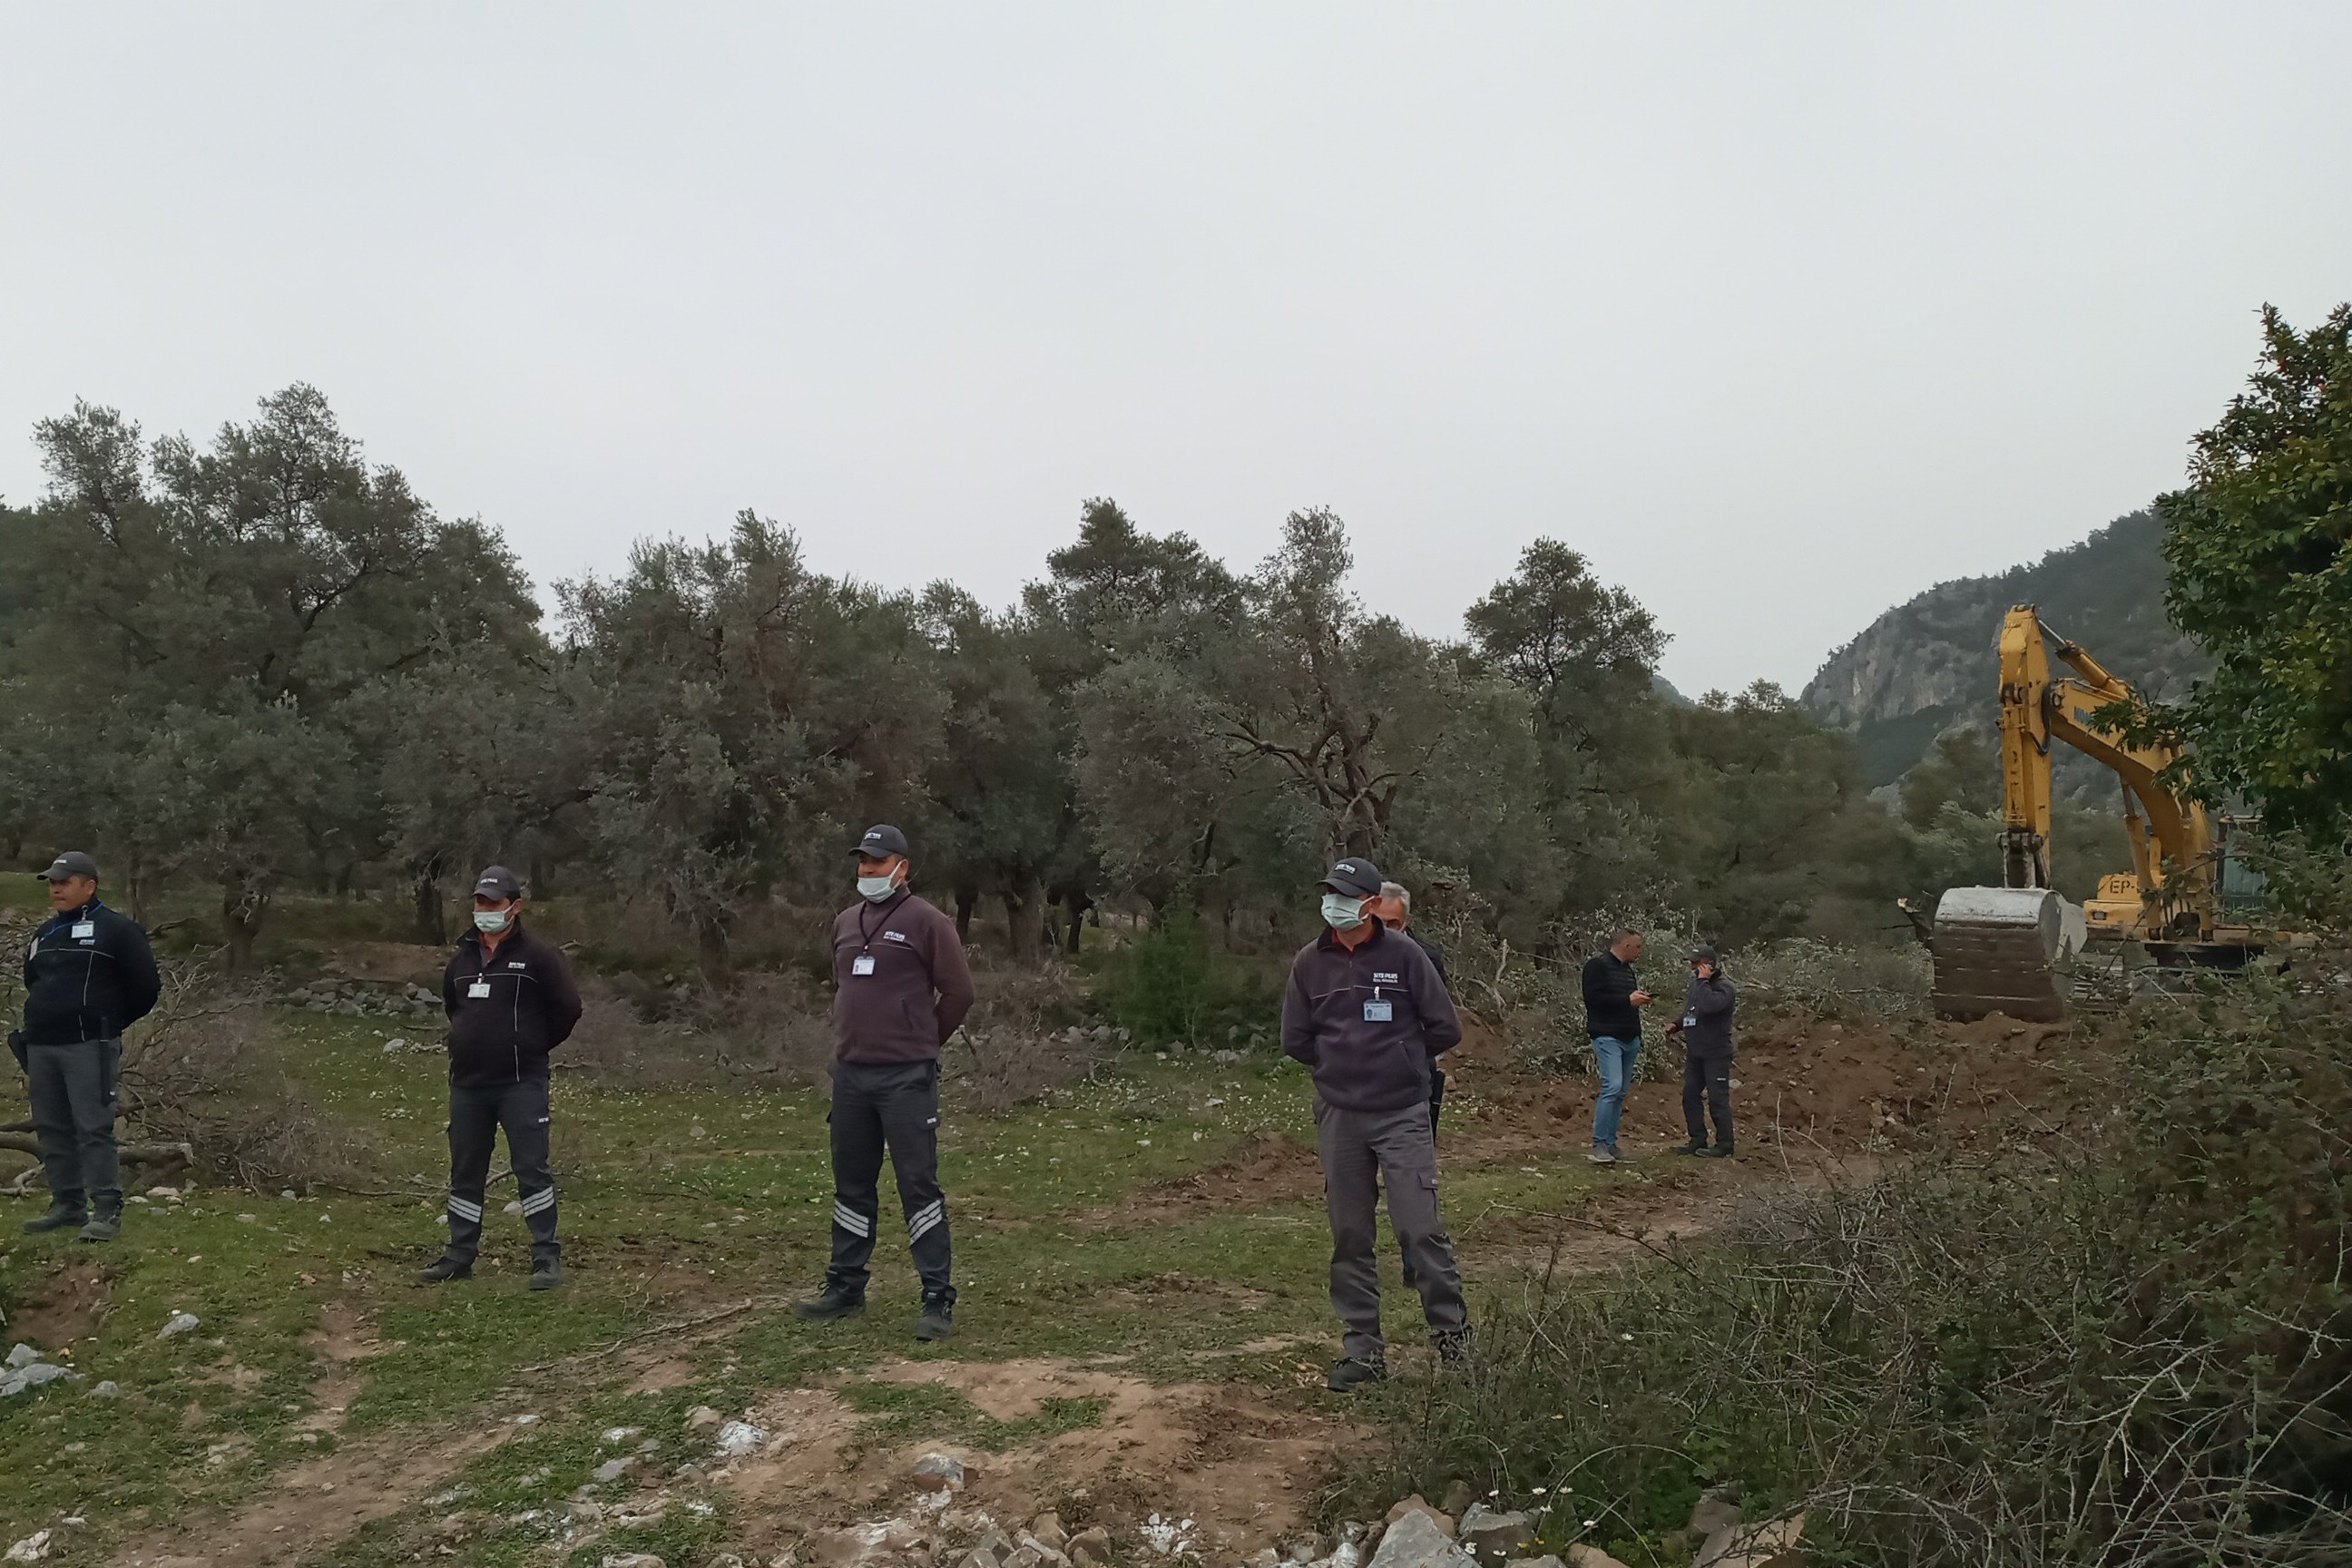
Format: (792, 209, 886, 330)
(796, 825, 976, 1340)
(416, 866, 582, 1290)
(1283, 856, 1470, 1391)
(13, 851, 159, 1242)
(1372, 879, 1448, 1290)
(1667, 946, 1738, 1158)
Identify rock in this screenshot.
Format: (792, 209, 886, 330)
(1247, 1550, 1281, 1568)
(4, 1531, 52, 1563)
(683, 1404, 724, 1433)
(913, 1451, 967, 1491)
(811, 1524, 902, 1568)
(1367, 1512, 1475, 1568)
(1384, 1498, 1455, 1537)
(1287, 1534, 1328, 1563)
(5, 1345, 39, 1369)
(592, 1458, 633, 1484)
(158, 1312, 201, 1340)
(1504, 1558, 1568, 1568)
(962, 1552, 1001, 1568)
(601, 1555, 669, 1568)
(89, 1381, 121, 1399)
(381, 1040, 406, 1054)
(1563, 1551, 1633, 1568)
(602, 1426, 644, 1445)
(1438, 1482, 1477, 1519)
(714, 1418, 767, 1457)
(504, 1200, 526, 1215)
(1687, 1485, 1740, 1543)
(1696, 1514, 1804, 1568)
(1029, 1514, 1068, 1553)
(706, 1556, 748, 1568)
(1457, 1506, 1534, 1564)
(1068, 1527, 1112, 1567)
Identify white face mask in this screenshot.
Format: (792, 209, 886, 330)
(858, 875, 899, 904)
(1321, 893, 1368, 930)
(474, 907, 514, 934)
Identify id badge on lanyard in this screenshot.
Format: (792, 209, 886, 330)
(72, 922, 95, 940)
(1363, 995, 1394, 1023)
(468, 980, 493, 999)
(852, 954, 877, 976)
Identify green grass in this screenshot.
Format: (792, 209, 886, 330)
(0, 1004, 1640, 1563)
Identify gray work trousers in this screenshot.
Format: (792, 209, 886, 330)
(26, 1039, 122, 1215)
(827, 1059, 954, 1303)
(1315, 1097, 1468, 1361)
(443, 1078, 560, 1264)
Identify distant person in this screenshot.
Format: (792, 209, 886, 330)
(1580, 927, 1651, 1164)
(1283, 856, 1470, 1391)
(796, 825, 975, 1341)
(1668, 946, 1737, 1158)
(1372, 879, 1448, 1292)
(12, 852, 159, 1243)
(416, 866, 582, 1290)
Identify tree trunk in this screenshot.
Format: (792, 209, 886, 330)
(697, 913, 734, 992)
(954, 883, 979, 946)
(220, 879, 269, 974)
(1003, 876, 1042, 968)
(1061, 887, 1092, 955)
(411, 862, 446, 946)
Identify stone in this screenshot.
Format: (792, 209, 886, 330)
(1287, 1534, 1328, 1563)
(1696, 1514, 1804, 1568)
(1503, 1558, 1567, 1568)
(1068, 1527, 1112, 1567)
(1563, 1551, 1633, 1568)
(683, 1404, 724, 1433)
(1438, 1482, 1477, 1520)
(811, 1524, 901, 1568)
(1456, 1506, 1534, 1564)
(1384, 1497, 1455, 1537)
(962, 1552, 1000, 1568)
(5, 1345, 39, 1369)
(89, 1381, 121, 1399)
(913, 1452, 968, 1491)
(1004, 1549, 1044, 1568)
(707, 1557, 749, 1568)
(600, 1556, 668, 1568)
(714, 1419, 767, 1457)
(1687, 1485, 1740, 1543)
(1367, 1512, 1475, 1568)
(4, 1531, 53, 1563)
(1247, 1550, 1282, 1568)
(158, 1312, 201, 1340)
(1029, 1514, 1068, 1553)
(592, 1458, 633, 1484)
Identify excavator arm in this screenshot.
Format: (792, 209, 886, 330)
(1932, 605, 2216, 1020)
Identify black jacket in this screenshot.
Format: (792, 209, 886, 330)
(1406, 929, 1450, 991)
(1671, 973, 1737, 1056)
(1281, 920, 1463, 1113)
(19, 900, 160, 1046)
(442, 923, 583, 1088)
(1582, 951, 1644, 1041)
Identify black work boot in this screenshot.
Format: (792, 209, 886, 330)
(1327, 1355, 1387, 1393)
(529, 1257, 563, 1291)
(22, 1201, 86, 1235)
(916, 1293, 955, 1341)
(793, 1280, 867, 1320)
(415, 1256, 473, 1284)
(78, 1209, 122, 1243)
(1436, 1327, 1475, 1372)
(1672, 1142, 1707, 1156)
(1696, 1144, 1735, 1159)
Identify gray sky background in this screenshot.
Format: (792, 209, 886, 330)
(4, 5, 2347, 696)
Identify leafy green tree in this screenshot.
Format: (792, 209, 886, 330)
(2151, 303, 2352, 835)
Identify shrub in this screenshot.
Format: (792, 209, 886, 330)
(1092, 903, 1281, 1047)
(1344, 948, 2352, 1565)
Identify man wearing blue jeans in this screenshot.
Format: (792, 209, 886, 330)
(1580, 928, 1651, 1165)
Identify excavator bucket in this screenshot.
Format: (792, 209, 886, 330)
(1928, 887, 2084, 1023)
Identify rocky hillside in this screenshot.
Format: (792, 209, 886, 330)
(1802, 509, 2210, 788)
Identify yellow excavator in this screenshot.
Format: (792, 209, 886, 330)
(1922, 605, 2270, 1022)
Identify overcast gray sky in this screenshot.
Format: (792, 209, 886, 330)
(4, 5, 2347, 695)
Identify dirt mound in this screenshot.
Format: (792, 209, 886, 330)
(7, 1257, 111, 1348)
(1094, 1128, 1322, 1224)
(716, 1357, 1346, 1561)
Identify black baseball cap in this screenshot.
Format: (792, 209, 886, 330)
(37, 851, 98, 883)
(1318, 857, 1383, 899)
(1689, 946, 1719, 965)
(473, 865, 524, 899)
(854, 824, 911, 859)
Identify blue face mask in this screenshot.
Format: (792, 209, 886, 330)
(1321, 893, 1368, 930)
(858, 874, 899, 904)
(474, 907, 514, 935)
